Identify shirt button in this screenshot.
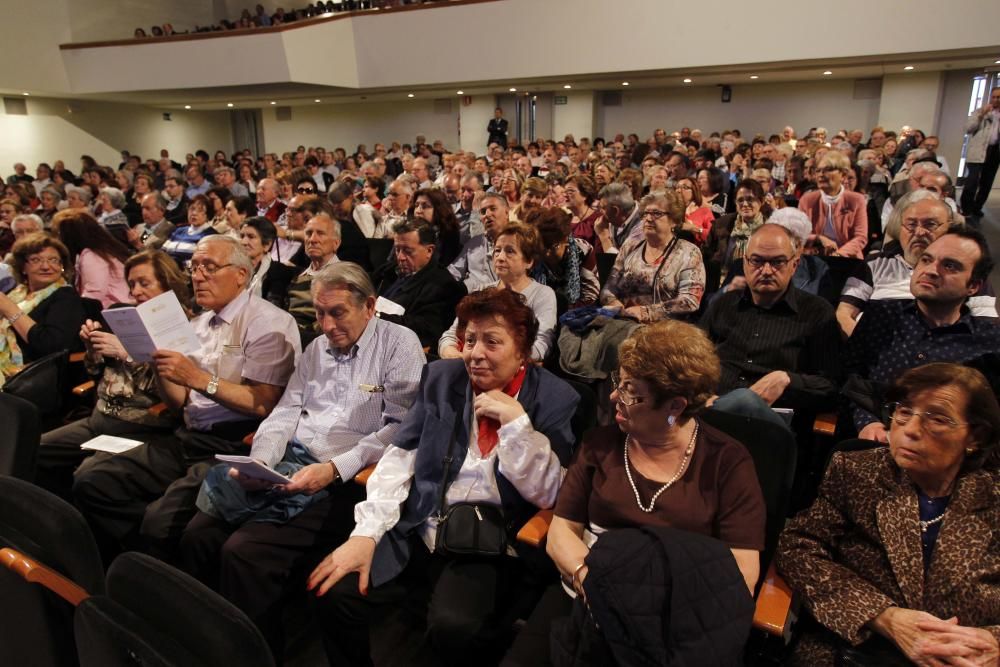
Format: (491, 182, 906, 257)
(917, 353, 925, 360)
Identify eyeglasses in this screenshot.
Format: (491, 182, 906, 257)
(735, 197, 759, 205)
(745, 256, 791, 271)
(640, 209, 669, 221)
(295, 186, 316, 194)
(883, 402, 970, 436)
(414, 202, 434, 210)
(27, 256, 63, 267)
(901, 219, 943, 233)
(610, 371, 644, 407)
(676, 184, 694, 191)
(189, 262, 233, 277)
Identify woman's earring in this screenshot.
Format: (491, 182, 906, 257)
(966, 447, 976, 456)
(667, 415, 676, 428)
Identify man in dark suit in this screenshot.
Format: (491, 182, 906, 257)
(487, 107, 509, 149)
(373, 219, 466, 350)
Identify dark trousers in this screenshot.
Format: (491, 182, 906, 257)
(34, 410, 173, 500)
(961, 143, 1000, 215)
(178, 481, 365, 657)
(315, 537, 526, 667)
(501, 583, 572, 667)
(71, 420, 258, 561)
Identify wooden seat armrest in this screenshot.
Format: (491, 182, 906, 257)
(72, 380, 96, 396)
(813, 411, 838, 436)
(354, 464, 377, 486)
(753, 562, 796, 639)
(68, 352, 87, 364)
(148, 402, 169, 417)
(0, 547, 91, 607)
(516, 509, 554, 548)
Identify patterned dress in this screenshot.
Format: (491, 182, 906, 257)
(600, 236, 706, 321)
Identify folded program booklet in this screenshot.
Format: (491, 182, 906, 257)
(215, 455, 291, 485)
(101, 291, 199, 363)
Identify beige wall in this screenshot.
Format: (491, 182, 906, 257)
(877, 72, 945, 139)
(553, 92, 597, 144)
(596, 80, 881, 144)
(0, 97, 233, 173)
(459, 95, 498, 155)
(261, 99, 460, 154)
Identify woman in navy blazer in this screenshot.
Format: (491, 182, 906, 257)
(308, 287, 579, 665)
(798, 152, 869, 259)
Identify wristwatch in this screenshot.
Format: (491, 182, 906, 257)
(205, 374, 220, 396)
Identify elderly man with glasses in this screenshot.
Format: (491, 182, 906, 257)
(73, 235, 301, 561)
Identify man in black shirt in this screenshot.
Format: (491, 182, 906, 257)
(487, 107, 509, 149)
(701, 224, 841, 417)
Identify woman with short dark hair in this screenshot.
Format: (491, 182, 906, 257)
(309, 286, 579, 666)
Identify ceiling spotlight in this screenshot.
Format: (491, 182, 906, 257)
(622, 81, 629, 86)
(314, 99, 321, 103)
(269, 101, 276, 105)
(226, 103, 234, 107)
(563, 84, 572, 89)
(682, 78, 692, 83)
(822, 70, 832, 75)
(750, 75, 759, 80)
(509, 87, 517, 92)
(456, 90, 464, 95)
(184, 105, 191, 109)
(996, 60, 1000, 64)
(407, 93, 414, 98)
(21, 92, 29, 96)
(903, 65, 914, 70)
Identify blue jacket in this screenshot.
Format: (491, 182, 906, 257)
(371, 359, 579, 586)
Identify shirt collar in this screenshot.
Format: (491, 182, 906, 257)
(212, 289, 250, 326)
(738, 284, 800, 313)
(904, 300, 976, 332)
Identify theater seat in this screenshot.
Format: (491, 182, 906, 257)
(74, 552, 275, 667)
(0, 393, 41, 480)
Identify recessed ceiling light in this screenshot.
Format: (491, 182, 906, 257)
(456, 90, 464, 95)
(226, 103, 234, 107)
(269, 101, 276, 105)
(823, 70, 832, 75)
(407, 93, 414, 98)
(903, 65, 914, 71)
(622, 81, 629, 86)
(509, 88, 517, 92)
(314, 99, 321, 103)
(184, 105, 191, 109)
(682, 78, 692, 83)
(21, 92, 29, 96)
(750, 75, 759, 80)
(996, 60, 1000, 64)
(563, 84, 572, 89)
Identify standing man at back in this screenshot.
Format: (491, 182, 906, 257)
(488, 107, 509, 149)
(960, 87, 1000, 218)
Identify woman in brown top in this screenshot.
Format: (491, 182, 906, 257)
(504, 320, 765, 665)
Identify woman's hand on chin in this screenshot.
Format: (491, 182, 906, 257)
(474, 390, 525, 425)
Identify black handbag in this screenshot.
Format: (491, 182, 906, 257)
(432, 409, 508, 558)
(834, 635, 909, 667)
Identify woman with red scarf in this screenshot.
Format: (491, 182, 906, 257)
(308, 287, 579, 666)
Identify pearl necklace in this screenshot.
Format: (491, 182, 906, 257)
(919, 512, 946, 533)
(623, 421, 699, 513)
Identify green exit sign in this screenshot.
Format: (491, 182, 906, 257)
(554, 96, 568, 105)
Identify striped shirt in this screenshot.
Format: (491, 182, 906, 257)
(248, 317, 425, 480)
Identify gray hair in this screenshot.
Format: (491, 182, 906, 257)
(311, 261, 375, 305)
(479, 191, 508, 210)
(195, 235, 254, 276)
(65, 185, 93, 203)
(116, 170, 134, 187)
(765, 208, 811, 251)
(308, 212, 342, 241)
(214, 166, 236, 178)
(163, 169, 185, 185)
(886, 189, 957, 241)
(599, 182, 634, 210)
(101, 186, 126, 210)
(144, 191, 168, 212)
(12, 213, 43, 232)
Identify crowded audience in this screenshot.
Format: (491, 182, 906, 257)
(5, 112, 1000, 666)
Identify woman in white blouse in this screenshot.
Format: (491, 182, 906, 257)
(307, 287, 579, 665)
(438, 222, 557, 362)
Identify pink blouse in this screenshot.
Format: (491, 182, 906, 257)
(75, 248, 130, 308)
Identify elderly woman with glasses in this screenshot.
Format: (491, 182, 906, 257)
(0, 233, 85, 385)
(777, 363, 1000, 666)
(704, 178, 772, 292)
(509, 321, 764, 664)
(600, 190, 705, 322)
(797, 152, 869, 258)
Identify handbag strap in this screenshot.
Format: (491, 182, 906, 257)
(434, 401, 467, 519)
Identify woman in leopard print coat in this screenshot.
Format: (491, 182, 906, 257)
(777, 363, 1000, 666)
